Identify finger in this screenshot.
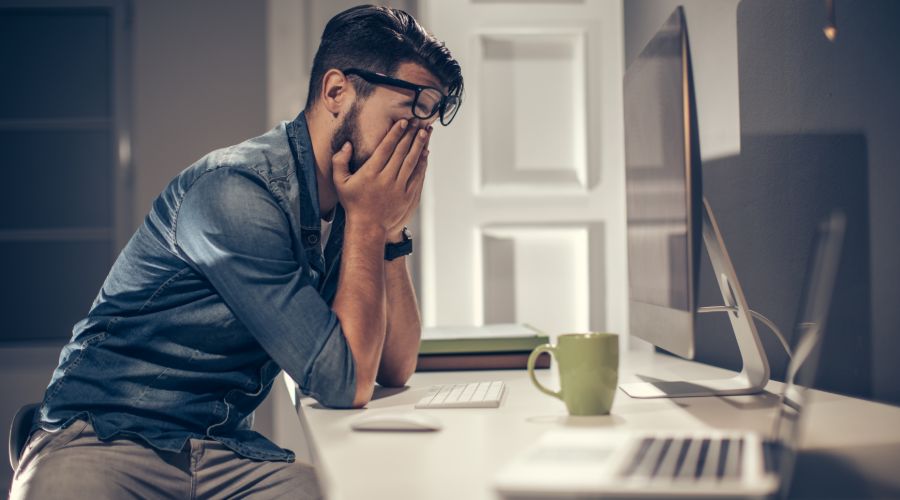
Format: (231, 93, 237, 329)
(397, 128, 429, 183)
(406, 148, 429, 194)
(384, 126, 419, 178)
(332, 142, 353, 182)
(366, 119, 408, 172)
(406, 156, 428, 215)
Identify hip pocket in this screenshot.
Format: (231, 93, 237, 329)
(43, 419, 90, 453)
(17, 419, 90, 473)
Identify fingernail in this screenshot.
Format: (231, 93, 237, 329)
(418, 129, 427, 138)
(342, 142, 350, 151)
(400, 120, 408, 129)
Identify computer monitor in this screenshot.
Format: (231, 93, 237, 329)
(620, 7, 770, 398)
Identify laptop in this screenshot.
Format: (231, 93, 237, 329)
(494, 212, 846, 499)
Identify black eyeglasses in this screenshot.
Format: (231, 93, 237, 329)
(342, 68, 461, 126)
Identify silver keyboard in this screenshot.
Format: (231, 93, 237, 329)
(415, 381, 505, 409)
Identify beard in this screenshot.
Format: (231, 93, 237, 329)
(330, 100, 369, 174)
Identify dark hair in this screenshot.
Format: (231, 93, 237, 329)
(304, 5, 463, 110)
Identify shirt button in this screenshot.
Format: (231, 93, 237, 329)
(307, 234, 319, 244)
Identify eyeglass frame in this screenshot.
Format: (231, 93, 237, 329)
(341, 68, 461, 126)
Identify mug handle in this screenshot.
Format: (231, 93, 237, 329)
(528, 344, 563, 401)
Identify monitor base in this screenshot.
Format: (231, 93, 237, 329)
(619, 371, 766, 398)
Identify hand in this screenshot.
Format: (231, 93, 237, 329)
(387, 126, 431, 241)
(332, 120, 431, 237)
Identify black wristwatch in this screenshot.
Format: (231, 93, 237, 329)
(384, 227, 413, 261)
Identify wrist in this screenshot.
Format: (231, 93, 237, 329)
(345, 216, 388, 244)
(386, 227, 406, 244)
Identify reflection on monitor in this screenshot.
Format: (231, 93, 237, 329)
(624, 6, 702, 359)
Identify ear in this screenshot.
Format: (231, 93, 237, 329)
(321, 69, 355, 117)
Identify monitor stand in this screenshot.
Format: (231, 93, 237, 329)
(620, 198, 771, 398)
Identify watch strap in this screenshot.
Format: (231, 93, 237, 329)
(384, 227, 413, 261)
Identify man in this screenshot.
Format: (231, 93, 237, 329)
(10, 5, 463, 498)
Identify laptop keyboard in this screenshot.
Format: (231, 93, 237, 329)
(621, 437, 745, 481)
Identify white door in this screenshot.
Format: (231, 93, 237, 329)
(419, 0, 629, 339)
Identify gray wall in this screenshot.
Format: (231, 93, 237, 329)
(625, 0, 900, 404)
(132, 0, 268, 230)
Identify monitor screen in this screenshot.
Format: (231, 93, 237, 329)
(623, 6, 701, 357)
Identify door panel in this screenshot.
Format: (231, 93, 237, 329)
(420, 0, 629, 340)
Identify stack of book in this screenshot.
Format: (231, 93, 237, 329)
(416, 324, 552, 372)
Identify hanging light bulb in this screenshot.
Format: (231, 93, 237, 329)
(823, 0, 837, 42)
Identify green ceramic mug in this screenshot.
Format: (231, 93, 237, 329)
(527, 332, 619, 415)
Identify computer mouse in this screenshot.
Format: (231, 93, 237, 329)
(350, 411, 443, 432)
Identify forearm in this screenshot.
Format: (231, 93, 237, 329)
(377, 256, 422, 387)
(332, 218, 387, 407)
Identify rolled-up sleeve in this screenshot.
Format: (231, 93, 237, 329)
(174, 168, 356, 408)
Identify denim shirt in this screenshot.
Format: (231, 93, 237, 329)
(34, 112, 356, 462)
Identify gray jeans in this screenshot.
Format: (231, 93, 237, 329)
(9, 420, 323, 499)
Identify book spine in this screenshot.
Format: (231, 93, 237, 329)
(415, 352, 551, 372)
(419, 337, 550, 355)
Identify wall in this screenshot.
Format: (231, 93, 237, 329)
(132, 0, 268, 230)
(734, 0, 900, 404)
(1, 0, 270, 492)
(624, 0, 900, 404)
(623, 0, 741, 162)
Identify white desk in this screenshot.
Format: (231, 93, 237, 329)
(290, 350, 900, 499)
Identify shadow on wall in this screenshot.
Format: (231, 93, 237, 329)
(694, 133, 871, 399)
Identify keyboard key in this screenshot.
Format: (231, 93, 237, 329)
(472, 382, 489, 401)
(632, 438, 665, 478)
(460, 383, 478, 401)
(447, 384, 466, 402)
(485, 381, 503, 400)
(722, 438, 743, 480)
(621, 437, 654, 478)
(700, 438, 720, 480)
(432, 388, 451, 405)
(676, 438, 701, 480)
(655, 438, 683, 479)
(716, 439, 730, 479)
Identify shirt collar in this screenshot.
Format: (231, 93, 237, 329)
(286, 111, 322, 230)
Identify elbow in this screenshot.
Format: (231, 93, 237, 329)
(374, 341, 419, 389)
(375, 374, 409, 389)
(376, 362, 415, 389)
(346, 343, 380, 408)
(350, 368, 412, 407)
(351, 374, 375, 408)
(306, 322, 366, 409)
